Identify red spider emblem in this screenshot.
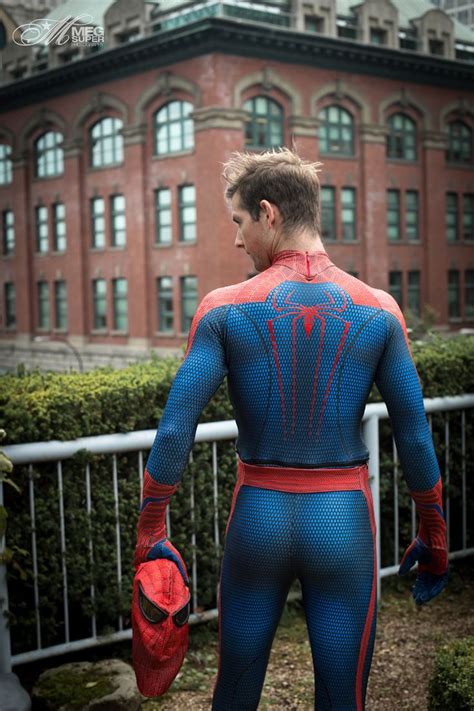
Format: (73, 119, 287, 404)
(267, 285, 351, 440)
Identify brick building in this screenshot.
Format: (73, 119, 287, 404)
(0, 0, 473, 371)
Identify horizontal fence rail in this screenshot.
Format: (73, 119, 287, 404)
(1, 394, 473, 671)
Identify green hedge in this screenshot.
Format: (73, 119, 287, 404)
(428, 637, 474, 710)
(1, 337, 473, 654)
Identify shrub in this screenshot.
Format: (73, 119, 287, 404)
(0, 337, 473, 654)
(428, 637, 474, 710)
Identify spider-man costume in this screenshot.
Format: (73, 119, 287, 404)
(135, 250, 447, 710)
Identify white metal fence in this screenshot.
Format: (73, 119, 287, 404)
(1, 395, 473, 673)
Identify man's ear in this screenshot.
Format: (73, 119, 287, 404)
(259, 199, 277, 229)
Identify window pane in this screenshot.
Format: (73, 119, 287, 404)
(389, 271, 403, 309)
(180, 276, 197, 333)
(93, 279, 107, 329)
(446, 193, 458, 242)
(158, 276, 174, 332)
(407, 271, 420, 316)
(465, 269, 474, 318)
(448, 270, 460, 318)
(154, 101, 194, 155)
(463, 194, 474, 241)
(387, 190, 400, 241)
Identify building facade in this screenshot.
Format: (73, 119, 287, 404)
(0, 0, 473, 371)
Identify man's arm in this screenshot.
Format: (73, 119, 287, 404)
(135, 297, 229, 570)
(374, 299, 448, 604)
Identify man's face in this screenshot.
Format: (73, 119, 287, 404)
(231, 194, 271, 273)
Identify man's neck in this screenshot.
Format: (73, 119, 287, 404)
(272, 231, 326, 256)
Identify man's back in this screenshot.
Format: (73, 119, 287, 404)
(147, 250, 438, 493)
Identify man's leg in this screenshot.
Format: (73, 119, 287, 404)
(212, 486, 294, 710)
(295, 489, 377, 711)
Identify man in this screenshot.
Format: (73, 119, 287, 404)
(135, 149, 448, 710)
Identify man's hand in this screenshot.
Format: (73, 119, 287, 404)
(147, 537, 189, 586)
(398, 536, 448, 605)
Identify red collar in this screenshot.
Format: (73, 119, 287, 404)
(271, 250, 332, 278)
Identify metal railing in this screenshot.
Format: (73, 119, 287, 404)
(1, 395, 472, 672)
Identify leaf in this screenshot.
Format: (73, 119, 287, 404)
(0, 452, 13, 475)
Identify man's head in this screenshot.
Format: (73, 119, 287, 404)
(223, 148, 322, 271)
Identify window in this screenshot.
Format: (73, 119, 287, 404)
(463, 194, 474, 241)
(154, 101, 194, 155)
(447, 122, 472, 164)
(341, 188, 356, 241)
(110, 194, 126, 247)
(37, 281, 50, 329)
(405, 191, 419, 242)
(321, 186, 336, 241)
(387, 190, 400, 241)
(0, 144, 12, 185)
(429, 38, 444, 56)
(113, 278, 128, 331)
(446, 193, 458, 242)
(180, 276, 197, 334)
(407, 271, 420, 316)
(448, 270, 460, 319)
(157, 276, 174, 332)
(370, 28, 387, 45)
(319, 106, 354, 156)
(155, 188, 172, 244)
(92, 279, 107, 329)
(2, 210, 14, 255)
(465, 269, 474, 319)
(91, 197, 105, 248)
(54, 280, 67, 330)
(389, 271, 403, 309)
(387, 114, 416, 161)
(4, 282, 15, 328)
(305, 16, 324, 32)
(90, 117, 124, 167)
(53, 203, 66, 252)
(35, 131, 64, 177)
(36, 205, 48, 253)
(178, 185, 196, 242)
(244, 96, 283, 149)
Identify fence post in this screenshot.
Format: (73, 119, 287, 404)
(363, 415, 382, 601)
(0, 478, 12, 673)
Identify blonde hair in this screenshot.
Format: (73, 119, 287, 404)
(222, 148, 322, 235)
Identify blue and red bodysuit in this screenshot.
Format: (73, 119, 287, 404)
(135, 250, 447, 710)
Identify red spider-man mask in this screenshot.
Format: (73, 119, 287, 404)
(132, 559, 190, 697)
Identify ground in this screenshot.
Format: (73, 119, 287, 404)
(141, 560, 474, 710)
(18, 560, 473, 709)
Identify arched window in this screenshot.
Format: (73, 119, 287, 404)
(154, 101, 194, 155)
(0, 144, 12, 185)
(446, 121, 472, 164)
(387, 113, 417, 161)
(35, 131, 64, 177)
(90, 117, 124, 167)
(318, 105, 354, 156)
(243, 96, 283, 148)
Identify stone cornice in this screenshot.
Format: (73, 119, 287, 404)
(422, 130, 448, 150)
(121, 123, 147, 145)
(289, 115, 320, 137)
(0, 17, 473, 112)
(191, 106, 247, 131)
(360, 123, 389, 144)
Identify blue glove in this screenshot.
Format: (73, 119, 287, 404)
(398, 536, 448, 605)
(147, 537, 190, 586)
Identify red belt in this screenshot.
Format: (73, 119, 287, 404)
(237, 458, 368, 493)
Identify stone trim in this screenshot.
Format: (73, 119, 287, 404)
(71, 92, 129, 142)
(422, 130, 448, 150)
(121, 123, 147, 145)
(310, 81, 371, 123)
(18, 108, 68, 153)
(133, 71, 202, 125)
(192, 106, 247, 132)
(439, 99, 474, 129)
(378, 89, 432, 130)
(233, 67, 303, 115)
(62, 138, 84, 159)
(289, 115, 320, 137)
(360, 123, 389, 144)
